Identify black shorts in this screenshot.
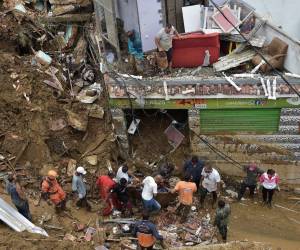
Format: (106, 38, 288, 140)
(166, 48, 173, 63)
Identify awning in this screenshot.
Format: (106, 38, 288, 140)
(0, 198, 48, 237)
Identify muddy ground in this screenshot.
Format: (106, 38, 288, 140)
(0, 185, 300, 250)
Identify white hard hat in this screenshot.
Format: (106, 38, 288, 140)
(76, 166, 87, 175)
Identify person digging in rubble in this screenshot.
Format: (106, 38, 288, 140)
(141, 175, 162, 214)
(133, 211, 165, 250)
(237, 161, 264, 201)
(96, 171, 116, 216)
(183, 155, 205, 188)
(199, 163, 221, 208)
(108, 177, 133, 216)
(213, 200, 231, 243)
(155, 23, 180, 70)
(115, 164, 136, 183)
(171, 173, 197, 223)
(259, 169, 280, 208)
(6, 174, 32, 221)
(154, 162, 175, 180)
(72, 166, 91, 211)
(41, 170, 67, 213)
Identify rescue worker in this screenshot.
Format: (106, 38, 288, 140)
(238, 161, 263, 201)
(155, 23, 180, 69)
(142, 175, 162, 214)
(72, 166, 91, 211)
(6, 174, 32, 221)
(96, 171, 116, 216)
(41, 170, 66, 213)
(259, 169, 279, 208)
(133, 211, 165, 250)
(108, 178, 133, 216)
(213, 200, 231, 242)
(171, 173, 197, 223)
(116, 164, 132, 183)
(183, 155, 205, 188)
(199, 163, 221, 208)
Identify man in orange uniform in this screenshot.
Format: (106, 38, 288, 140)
(133, 211, 165, 250)
(41, 170, 67, 213)
(172, 173, 197, 222)
(96, 171, 116, 216)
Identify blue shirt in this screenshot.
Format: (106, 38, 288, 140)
(6, 181, 25, 207)
(128, 31, 143, 60)
(72, 174, 86, 198)
(183, 160, 204, 186)
(133, 220, 163, 241)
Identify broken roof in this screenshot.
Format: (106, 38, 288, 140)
(0, 198, 48, 237)
(106, 72, 300, 100)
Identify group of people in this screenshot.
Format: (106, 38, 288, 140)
(4, 156, 280, 249)
(95, 157, 229, 245)
(237, 161, 280, 208)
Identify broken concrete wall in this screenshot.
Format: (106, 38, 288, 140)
(111, 108, 129, 155)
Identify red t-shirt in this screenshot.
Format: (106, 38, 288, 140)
(96, 175, 116, 199)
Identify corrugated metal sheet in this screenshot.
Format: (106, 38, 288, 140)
(200, 109, 280, 133)
(0, 198, 48, 236)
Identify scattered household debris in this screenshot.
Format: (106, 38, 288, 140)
(212, 5, 241, 33)
(213, 49, 256, 72)
(252, 37, 289, 73)
(223, 72, 241, 91)
(164, 123, 185, 149)
(127, 119, 141, 135)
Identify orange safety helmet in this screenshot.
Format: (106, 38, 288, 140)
(47, 170, 58, 179)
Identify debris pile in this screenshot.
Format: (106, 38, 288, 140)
(0, 0, 115, 212)
(157, 208, 217, 248)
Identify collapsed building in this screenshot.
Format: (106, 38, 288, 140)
(97, 0, 300, 184)
(0, 0, 299, 249)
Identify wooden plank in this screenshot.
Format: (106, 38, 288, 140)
(40, 14, 92, 23)
(213, 49, 256, 72)
(175, 0, 184, 33)
(166, 0, 176, 26)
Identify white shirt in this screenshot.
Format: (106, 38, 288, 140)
(156, 26, 175, 51)
(142, 176, 157, 200)
(116, 166, 129, 183)
(201, 168, 221, 192)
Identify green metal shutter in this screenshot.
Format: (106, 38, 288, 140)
(200, 109, 281, 134)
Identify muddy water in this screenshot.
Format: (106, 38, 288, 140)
(229, 196, 300, 250)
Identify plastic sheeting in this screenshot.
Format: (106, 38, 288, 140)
(0, 198, 48, 237)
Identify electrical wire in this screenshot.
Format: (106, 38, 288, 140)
(192, 131, 243, 169)
(210, 0, 300, 98)
(89, 10, 300, 180)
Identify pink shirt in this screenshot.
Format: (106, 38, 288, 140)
(259, 172, 279, 189)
